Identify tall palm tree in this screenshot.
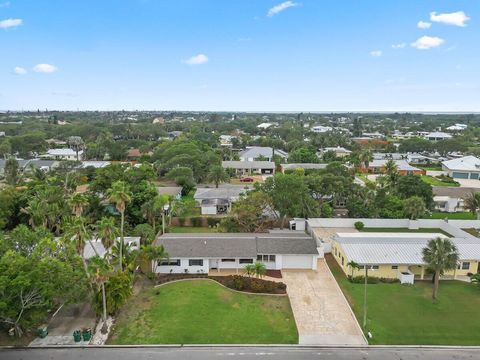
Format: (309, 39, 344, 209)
(68, 136, 84, 161)
(384, 159, 398, 187)
(62, 216, 93, 279)
(422, 237, 459, 299)
(463, 192, 480, 220)
(207, 165, 229, 188)
(403, 196, 426, 220)
(106, 181, 132, 271)
(88, 256, 113, 322)
(138, 244, 168, 274)
(69, 192, 89, 217)
(359, 149, 373, 170)
(96, 217, 119, 250)
(20, 197, 47, 228)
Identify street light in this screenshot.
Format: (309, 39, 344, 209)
(162, 203, 170, 235)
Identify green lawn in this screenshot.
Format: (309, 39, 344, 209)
(168, 226, 217, 233)
(421, 175, 459, 187)
(361, 228, 452, 237)
(108, 280, 298, 344)
(326, 255, 480, 345)
(424, 212, 476, 220)
(415, 164, 443, 171)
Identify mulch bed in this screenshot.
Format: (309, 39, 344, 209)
(266, 270, 282, 278)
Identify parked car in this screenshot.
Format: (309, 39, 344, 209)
(240, 177, 254, 182)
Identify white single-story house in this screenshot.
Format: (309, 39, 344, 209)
(153, 232, 319, 274)
(194, 186, 251, 215)
(311, 125, 333, 133)
(44, 148, 84, 161)
(239, 146, 288, 162)
(442, 156, 480, 180)
(83, 236, 141, 260)
(319, 146, 352, 157)
(81, 161, 111, 169)
(424, 132, 452, 141)
(446, 124, 467, 131)
(433, 186, 478, 213)
(222, 160, 275, 175)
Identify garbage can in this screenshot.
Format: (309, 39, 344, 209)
(73, 330, 82, 342)
(82, 328, 92, 342)
(37, 325, 48, 339)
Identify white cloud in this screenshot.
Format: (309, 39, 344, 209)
(13, 66, 26, 75)
(430, 11, 470, 27)
(391, 43, 406, 49)
(411, 36, 444, 50)
(183, 54, 209, 65)
(33, 63, 58, 73)
(0, 18, 22, 29)
(417, 21, 431, 29)
(267, 1, 298, 17)
(370, 50, 382, 57)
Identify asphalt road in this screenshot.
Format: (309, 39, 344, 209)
(2, 347, 480, 360)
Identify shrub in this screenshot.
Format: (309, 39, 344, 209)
(249, 279, 265, 293)
(231, 275, 246, 290)
(354, 221, 365, 230)
(207, 217, 221, 228)
(190, 217, 203, 227)
(348, 275, 400, 284)
(178, 217, 186, 226)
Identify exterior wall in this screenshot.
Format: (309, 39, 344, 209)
(282, 255, 317, 270)
(156, 258, 210, 274)
(200, 205, 218, 215)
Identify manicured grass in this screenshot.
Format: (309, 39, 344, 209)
(168, 226, 217, 233)
(415, 164, 443, 171)
(424, 212, 476, 220)
(108, 280, 298, 344)
(326, 255, 480, 345)
(361, 227, 452, 237)
(421, 175, 459, 187)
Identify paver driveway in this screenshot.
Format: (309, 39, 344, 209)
(282, 259, 366, 345)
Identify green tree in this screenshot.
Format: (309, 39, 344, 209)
(207, 165, 230, 188)
(133, 223, 155, 245)
(68, 192, 89, 217)
(288, 147, 319, 163)
(347, 260, 361, 277)
(5, 156, 21, 186)
(107, 181, 132, 271)
(396, 176, 434, 209)
(88, 256, 113, 322)
(463, 192, 480, 220)
(403, 196, 426, 220)
(229, 192, 275, 232)
(252, 261, 267, 278)
(67, 136, 84, 161)
(166, 167, 195, 195)
(138, 244, 168, 274)
(422, 237, 459, 299)
(96, 217, 119, 250)
(359, 149, 373, 169)
(96, 271, 133, 315)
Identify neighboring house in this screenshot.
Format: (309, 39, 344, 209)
(407, 153, 440, 164)
(219, 135, 236, 147)
(319, 146, 351, 158)
(127, 148, 142, 159)
(280, 163, 327, 173)
(332, 232, 480, 283)
(362, 159, 425, 176)
(433, 186, 478, 213)
(362, 132, 384, 139)
(0, 158, 57, 175)
(194, 186, 250, 215)
(442, 156, 480, 180)
(222, 160, 275, 175)
(81, 161, 111, 169)
(373, 153, 405, 160)
(44, 148, 83, 161)
(0, 131, 5, 137)
(153, 232, 318, 274)
(311, 125, 332, 133)
(446, 124, 467, 131)
(83, 236, 141, 260)
(424, 132, 452, 141)
(257, 122, 276, 130)
(157, 186, 182, 199)
(239, 146, 287, 162)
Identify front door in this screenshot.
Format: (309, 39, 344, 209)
(210, 259, 219, 270)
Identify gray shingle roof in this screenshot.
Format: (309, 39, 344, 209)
(155, 232, 318, 258)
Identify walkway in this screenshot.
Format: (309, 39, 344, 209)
(282, 259, 366, 345)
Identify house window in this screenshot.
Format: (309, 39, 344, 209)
(391, 265, 398, 270)
(358, 265, 365, 269)
(239, 258, 253, 264)
(257, 254, 276, 262)
(221, 258, 235, 262)
(189, 259, 204, 266)
(462, 262, 470, 270)
(159, 259, 180, 266)
(372, 265, 379, 270)
(341, 257, 344, 266)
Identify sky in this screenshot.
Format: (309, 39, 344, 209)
(0, 0, 479, 112)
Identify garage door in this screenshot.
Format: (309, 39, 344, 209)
(452, 172, 469, 179)
(282, 255, 313, 269)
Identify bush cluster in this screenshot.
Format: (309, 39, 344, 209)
(219, 275, 287, 294)
(348, 275, 400, 284)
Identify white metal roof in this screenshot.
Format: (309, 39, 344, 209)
(334, 232, 480, 265)
(442, 156, 480, 172)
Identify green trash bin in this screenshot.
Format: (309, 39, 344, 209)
(73, 330, 82, 342)
(82, 328, 92, 342)
(37, 325, 48, 339)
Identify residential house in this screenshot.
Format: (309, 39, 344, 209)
(362, 159, 425, 176)
(83, 236, 141, 260)
(239, 146, 288, 162)
(81, 161, 111, 169)
(311, 125, 333, 133)
(257, 122, 276, 130)
(44, 148, 83, 161)
(424, 132, 452, 141)
(442, 156, 480, 180)
(319, 146, 352, 158)
(446, 124, 467, 131)
(332, 232, 480, 282)
(222, 160, 275, 175)
(194, 186, 250, 215)
(433, 186, 478, 213)
(153, 232, 318, 274)
(157, 186, 182, 199)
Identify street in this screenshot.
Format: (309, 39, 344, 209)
(1, 347, 480, 360)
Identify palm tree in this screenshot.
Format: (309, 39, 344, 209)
(138, 244, 168, 274)
(347, 260, 361, 277)
(88, 256, 113, 322)
(244, 264, 255, 277)
(384, 159, 398, 187)
(62, 216, 93, 278)
(68, 136, 84, 161)
(252, 261, 267, 278)
(207, 165, 229, 188)
(96, 217, 119, 250)
(141, 195, 169, 234)
(68, 193, 89, 217)
(21, 197, 47, 228)
(422, 237, 459, 299)
(359, 149, 373, 170)
(403, 196, 426, 220)
(107, 181, 132, 271)
(463, 192, 480, 220)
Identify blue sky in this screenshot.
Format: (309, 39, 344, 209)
(1, 0, 479, 111)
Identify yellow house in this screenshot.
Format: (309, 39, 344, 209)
(331, 232, 480, 282)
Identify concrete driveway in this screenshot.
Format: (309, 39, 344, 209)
(282, 259, 366, 345)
